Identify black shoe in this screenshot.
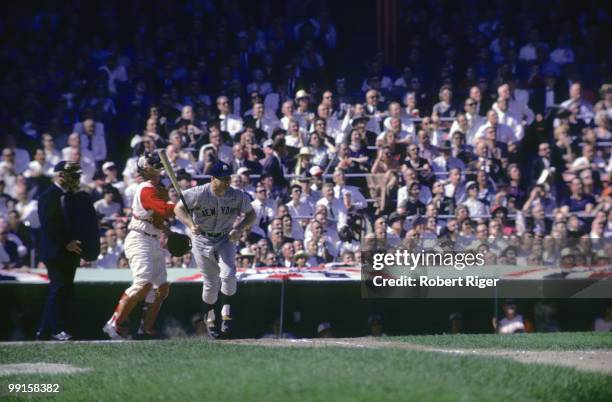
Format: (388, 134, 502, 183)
(218, 318, 232, 339)
(35, 331, 50, 341)
(51, 331, 73, 341)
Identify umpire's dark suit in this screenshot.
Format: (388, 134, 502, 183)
(37, 183, 81, 338)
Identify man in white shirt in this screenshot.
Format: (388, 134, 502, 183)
(216, 96, 244, 139)
(96, 236, 118, 269)
(560, 82, 594, 124)
(3, 135, 30, 175)
(332, 169, 367, 210)
(279, 100, 307, 132)
(285, 184, 314, 227)
(14, 184, 40, 229)
(497, 83, 534, 126)
(68, 148, 96, 185)
(42, 134, 61, 167)
(474, 110, 516, 145)
(251, 183, 275, 238)
(198, 124, 233, 166)
(74, 118, 107, 162)
(94, 186, 121, 219)
(248, 102, 279, 138)
(450, 98, 485, 141)
(309, 103, 344, 144)
(363, 90, 384, 134)
(166, 144, 196, 176)
(549, 35, 574, 66)
(316, 183, 348, 230)
(383, 102, 415, 135)
(299, 174, 321, 209)
(518, 29, 547, 62)
(492, 98, 524, 143)
(432, 141, 465, 177)
(379, 116, 413, 144)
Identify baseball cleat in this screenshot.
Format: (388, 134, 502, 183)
(103, 321, 131, 340)
(51, 331, 73, 341)
(218, 316, 232, 339)
(203, 319, 218, 339)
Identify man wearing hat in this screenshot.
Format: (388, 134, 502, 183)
(295, 89, 314, 127)
(238, 247, 256, 269)
(102, 161, 125, 193)
(293, 146, 313, 175)
(37, 161, 90, 340)
(432, 141, 465, 177)
(175, 161, 257, 339)
(298, 171, 321, 208)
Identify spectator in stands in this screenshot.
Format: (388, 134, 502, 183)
(75, 118, 107, 163)
(432, 85, 456, 118)
(0, 226, 20, 268)
(94, 186, 121, 221)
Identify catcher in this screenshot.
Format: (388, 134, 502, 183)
(103, 152, 190, 339)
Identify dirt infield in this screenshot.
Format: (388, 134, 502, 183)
(226, 337, 612, 375)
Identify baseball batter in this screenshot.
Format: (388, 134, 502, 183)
(103, 152, 175, 339)
(174, 161, 256, 338)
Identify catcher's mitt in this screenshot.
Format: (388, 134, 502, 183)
(167, 231, 192, 257)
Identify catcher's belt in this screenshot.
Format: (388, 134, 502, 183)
(129, 228, 158, 239)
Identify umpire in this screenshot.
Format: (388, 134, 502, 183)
(36, 161, 86, 341)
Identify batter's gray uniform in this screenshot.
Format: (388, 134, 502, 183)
(182, 183, 254, 304)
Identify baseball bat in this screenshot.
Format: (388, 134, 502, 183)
(158, 149, 197, 226)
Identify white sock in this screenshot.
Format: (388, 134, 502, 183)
(221, 304, 231, 318)
(206, 309, 215, 323)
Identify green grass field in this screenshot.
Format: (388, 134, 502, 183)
(1, 333, 611, 402)
(387, 332, 612, 350)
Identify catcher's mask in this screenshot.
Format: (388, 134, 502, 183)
(137, 152, 163, 174)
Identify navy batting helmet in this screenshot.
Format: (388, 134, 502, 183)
(209, 161, 232, 178)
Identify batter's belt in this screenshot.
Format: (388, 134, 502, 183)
(201, 231, 226, 238)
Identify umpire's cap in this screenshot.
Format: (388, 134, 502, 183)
(54, 160, 82, 174)
(210, 161, 232, 178)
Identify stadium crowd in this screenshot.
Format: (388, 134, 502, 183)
(0, 0, 611, 272)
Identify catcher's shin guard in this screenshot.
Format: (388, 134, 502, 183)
(110, 283, 152, 327)
(139, 283, 170, 336)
